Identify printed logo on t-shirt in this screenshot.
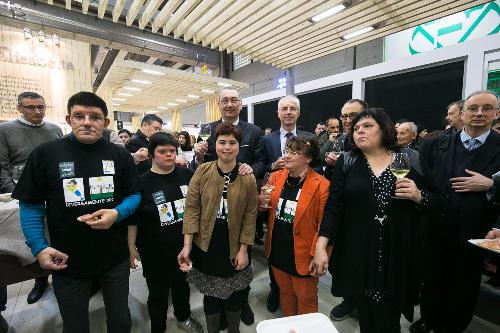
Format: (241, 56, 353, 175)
(59, 162, 75, 178)
(173, 198, 185, 219)
(63, 178, 85, 202)
(180, 185, 189, 198)
(102, 160, 115, 175)
(283, 200, 297, 223)
(275, 198, 284, 218)
(152, 191, 166, 205)
(157, 202, 175, 225)
(296, 189, 301, 201)
(89, 176, 114, 200)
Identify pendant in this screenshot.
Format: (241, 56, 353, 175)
(374, 214, 387, 225)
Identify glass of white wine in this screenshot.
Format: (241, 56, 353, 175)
(199, 123, 211, 142)
(260, 172, 276, 209)
(390, 152, 410, 198)
(328, 138, 344, 159)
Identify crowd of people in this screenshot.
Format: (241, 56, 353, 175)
(0, 87, 499, 333)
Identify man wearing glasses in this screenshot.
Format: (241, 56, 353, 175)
(0, 92, 63, 331)
(415, 90, 500, 333)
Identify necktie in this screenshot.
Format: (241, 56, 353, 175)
(466, 138, 481, 151)
(285, 132, 294, 141)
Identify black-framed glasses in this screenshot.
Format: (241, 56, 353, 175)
(21, 105, 46, 111)
(220, 98, 241, 105)
(340, 113, 359, 121)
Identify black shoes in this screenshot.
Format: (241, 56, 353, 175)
(330, 300, 356, 321)
(266, 288, 280, 313)
(240, 302, 254, 325)
(0, 314, 8, 333)
(27, 277, 48, 304)
(409, 318, 432, 333)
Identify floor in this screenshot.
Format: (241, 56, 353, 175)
(2, 245, 500, 333)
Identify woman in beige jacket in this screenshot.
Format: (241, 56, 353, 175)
(178, 123, 257, 333)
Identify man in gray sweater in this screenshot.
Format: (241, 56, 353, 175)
(0, 92, 63, 332)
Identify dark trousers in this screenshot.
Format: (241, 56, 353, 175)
(0, 286, 6, 312)
(145, 277, 191, 333)
(356, 295, 400, 333)
(268, 264, 279, 291)
(203, 289, 244, 315)
(52, 259, 131, 333)
(420, 242, 483, 333)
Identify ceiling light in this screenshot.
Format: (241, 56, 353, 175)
(52, 34, 60, 46)
(311, 4, 346, 22)
(158, 106, 169, 110)
(24, 27, 32, 40)
(38, 30, 45, 42)
(201, 89, 214, 93)
(112, 103, 121, 106)
(342, 26, 374, 40)
(167, 103, 178, 106)
(176, 99, 187, 103)
(217, 82, 231, 87)
(131, 79, 152, 84)
(148, 111, 159, 113)
(188, 94, 200, 98)
(113, 97, 126, 101)
(118, 93, 133, 97)
(142, 69, 165, 75)
(123, 87, 141, 91)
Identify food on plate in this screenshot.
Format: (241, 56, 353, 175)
(479, 239, 500, 251)
(179, 262, 192, 272)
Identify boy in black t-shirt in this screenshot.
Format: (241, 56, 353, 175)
(127, 132, 204, 333)
(12, 92, 141, 333)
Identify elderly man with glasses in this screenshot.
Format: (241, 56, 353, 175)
(0, 91, 63, 333)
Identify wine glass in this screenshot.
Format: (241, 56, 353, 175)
(199, 124, 211, 142)
(390, 152, 410, 198)
(328, 137, 344, 159)
(260, 172, 276, 209)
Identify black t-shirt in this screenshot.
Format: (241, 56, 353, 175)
(191, 164, 239, 278)
(12, 135, 139, 278)
(269, 176, 309, 278)
(128, 168, 192, 280)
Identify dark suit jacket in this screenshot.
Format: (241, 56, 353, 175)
(419, 131, 500, 247)
(191, 119, 266, 179)
(262, 129, 314, 172)
(125, 129, 151, 174)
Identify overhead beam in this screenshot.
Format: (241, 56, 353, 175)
(139, 0, 164, 30)
(82, 0, 89, 14)
(1, 0, 221, 68)
(151, 0, 183, 33)
(112, 0, 127, 22)
(173, 0, 218, 39)
(97, 0, 109, 19)
(65, 0, 71, 10)
(162, 0, 201, 37)
(126, 0, 146, 26)
(182, 0, 234, 42)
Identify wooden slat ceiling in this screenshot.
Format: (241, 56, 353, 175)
(102, 57, 248, 113)
(47, 0, 490, 68)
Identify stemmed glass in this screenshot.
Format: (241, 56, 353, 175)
(260, 172, 276, 209)
(328, 137, 344, 159)
(199, 124, 211, 142)
(390, 152, 410, 199)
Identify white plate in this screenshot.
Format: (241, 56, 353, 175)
(469, 239, 500, 254)
(256, 313, 338, 333)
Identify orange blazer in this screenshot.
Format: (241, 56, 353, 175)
(264, 168, 330, 276)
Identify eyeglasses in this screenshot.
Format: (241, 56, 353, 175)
(340, 113, 359, 120)
(465, 105, 498, 114)
(71, 114, 105, 123)
(21, 105, 46, 111)
(283, 149, 303, 156)
(220, 98, 241, 105)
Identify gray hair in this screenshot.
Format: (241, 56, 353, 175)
(278, 95, 300, 111)
(17, 92, 44, 105)
(400, 121, 418, 134)
(218, 86, 241, 100)
(465, 90, 499, 108)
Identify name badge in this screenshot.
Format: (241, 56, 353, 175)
(59, 162, 75, 178)
(152, 191, 166, 205)
(102, 160, 115, 175)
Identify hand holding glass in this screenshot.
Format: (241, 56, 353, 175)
(329, 138, 344, 159)
(260, 172, 276, 209)
(199, 124, 211, 142)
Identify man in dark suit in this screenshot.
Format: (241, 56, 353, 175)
(192, 87, 265, 179)
(444, 99, 465, 135)
(413, 90, 500, 333)
(125, 114, 163, 174)
(192, 86, 265, 327)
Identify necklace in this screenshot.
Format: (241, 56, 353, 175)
(286, 176, 303, 189)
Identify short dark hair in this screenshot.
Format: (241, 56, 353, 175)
(214, 123, 242, 144)
(118, 129, 132, 137)
(141, 114, 163, 126)
(447, 100, 465, 112)
(345, 99, 368, 112)
(326, 117, 339, 124)
(349, 109, 397, 155)
(67, 92, 108, 117)
(18, 92, 44, 105)
(286, 135, 320, 166)
(148, 132, 179, 158)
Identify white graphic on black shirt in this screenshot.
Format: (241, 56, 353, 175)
(63, 178, 85, 203)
